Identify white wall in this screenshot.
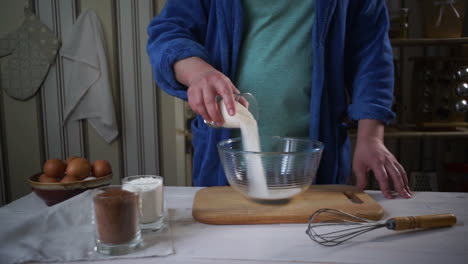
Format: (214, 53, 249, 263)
(0, 0, 190, 205)
(0, 0, 43, 204)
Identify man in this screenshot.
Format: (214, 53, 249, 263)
(147, 0, 412, 199)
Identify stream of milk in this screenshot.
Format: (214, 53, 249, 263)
(220, 100, 269, 197)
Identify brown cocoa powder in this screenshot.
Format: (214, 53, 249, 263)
(94, 188, 139, 244)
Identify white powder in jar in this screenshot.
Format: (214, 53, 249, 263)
(122, 177, 163, 224)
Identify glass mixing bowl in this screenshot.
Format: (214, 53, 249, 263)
(218, 136, 324, 202)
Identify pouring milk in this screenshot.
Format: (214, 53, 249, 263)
(219, 100, 269, 197)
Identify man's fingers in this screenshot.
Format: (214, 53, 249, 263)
(193, 102, 211, 125)
(188, 87, 211, 124)
(232, 85, 241, 95)
(237, 96, 250, 109)
(372, 165, 394, 199)
(213, 78, 236, 116)
(385, 160, 411, 199)
(354, 164, 368, 190)
(395, 161, 412, 195)
(203, 88, 223, 125)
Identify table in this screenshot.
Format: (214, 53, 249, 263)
(3, 187, 468, 264)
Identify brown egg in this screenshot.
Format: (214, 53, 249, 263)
(43, 159, 66, 179)
(60, 174, 79, 183)
(38, 173, 60, 183)
(65, 156, 80, 165)
(92, 160, 112, 178)
(66, 158, 91, 180)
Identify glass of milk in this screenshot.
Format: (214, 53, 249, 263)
(122, 175, 165, 232)
(204, 93, 259, 128)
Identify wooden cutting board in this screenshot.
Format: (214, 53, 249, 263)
(192, 185, 384, 225)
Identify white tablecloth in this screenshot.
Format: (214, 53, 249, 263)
(0, 190, 173, 263)
(2, 187, 468, 264)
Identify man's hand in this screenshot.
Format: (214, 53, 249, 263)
(174, 57, 239, 126)
(353, 119, 412, 199)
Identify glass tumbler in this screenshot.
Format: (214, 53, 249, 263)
(93, 185, 142, 255)
(204, 92, 259, 128)
(122, 175, 165, 232)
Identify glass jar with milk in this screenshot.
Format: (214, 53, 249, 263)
(204, 93, 259, 129)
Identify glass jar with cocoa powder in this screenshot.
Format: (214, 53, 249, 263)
(93, 185, 142, 255)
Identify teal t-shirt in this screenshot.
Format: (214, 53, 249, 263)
(234, 0, 315, 137)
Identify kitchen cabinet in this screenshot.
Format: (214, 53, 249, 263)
(371, 37, 468, 193)
(391, 37, 468, 46)
(391, 37, 468, 127)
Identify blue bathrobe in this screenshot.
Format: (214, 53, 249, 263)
(147, 0, 395, 186)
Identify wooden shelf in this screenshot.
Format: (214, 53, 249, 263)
(382, 130, 468, 138)
(391, 37, 468, 47)
(350, 129, 468, 138)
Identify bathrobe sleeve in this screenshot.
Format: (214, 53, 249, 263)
(345, 0, 396, 125)
(147, 0, 211, 101)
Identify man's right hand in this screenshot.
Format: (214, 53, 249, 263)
(174, 57, 239, 127)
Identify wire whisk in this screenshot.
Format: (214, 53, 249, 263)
(306, 208, 457, 246)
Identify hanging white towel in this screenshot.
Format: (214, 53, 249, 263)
(61, 9, 118, 143)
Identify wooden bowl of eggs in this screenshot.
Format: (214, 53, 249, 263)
(28, 157, 113, 206)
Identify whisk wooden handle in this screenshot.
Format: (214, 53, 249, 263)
(386, 214, 457, 231)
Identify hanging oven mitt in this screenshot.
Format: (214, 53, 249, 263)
(0, 7, 60, 100)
